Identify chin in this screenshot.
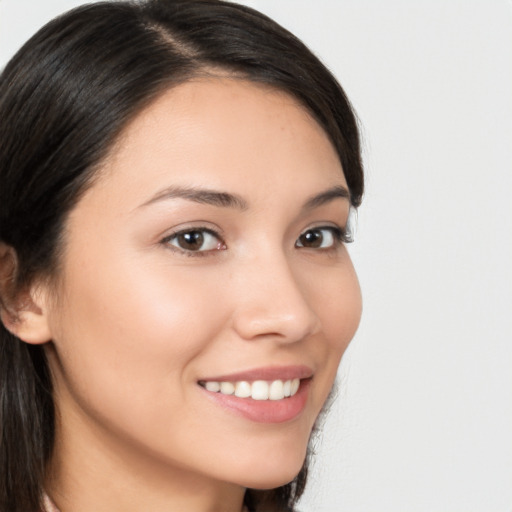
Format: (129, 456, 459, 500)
(244, 470, 303, 491)
(232, 450, 308, 490)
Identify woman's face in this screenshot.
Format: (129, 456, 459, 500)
(43, 78, 362, 492)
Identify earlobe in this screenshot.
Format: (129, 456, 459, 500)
(0, 243, 52, 345)
(1, 290, 53, 345)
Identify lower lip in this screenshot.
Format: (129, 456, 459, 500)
(199, 379, 311, 424)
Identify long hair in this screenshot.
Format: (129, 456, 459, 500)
(0, 1, 364, 510)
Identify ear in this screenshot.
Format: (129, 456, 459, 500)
(0, 243, 52, 345)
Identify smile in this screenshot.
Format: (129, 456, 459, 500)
(199, 378, 301, 401)
(197, 366, 313, 423)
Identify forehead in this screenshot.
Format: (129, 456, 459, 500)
(95, 78, 347, 204)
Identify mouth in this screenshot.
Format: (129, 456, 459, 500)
(197, 366, 313, 423)
(198, 378, 301, 401)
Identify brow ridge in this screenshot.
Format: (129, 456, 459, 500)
(302, 185, 351, 210)
(140, 184, 349, 211)
(140, 185, 248, 210)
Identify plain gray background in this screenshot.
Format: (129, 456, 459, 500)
(1, 1, 511, 511)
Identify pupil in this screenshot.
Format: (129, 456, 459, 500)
(179, 231, 204, 250)
(301, 230, 322, 248)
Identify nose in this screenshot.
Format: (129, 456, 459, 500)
(230, 252, 320, 343)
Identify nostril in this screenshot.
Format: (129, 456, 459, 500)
(231, 306, 319, 343)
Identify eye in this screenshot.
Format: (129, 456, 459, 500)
(295, 226, 347, 249)
(163, 228, 225, 253)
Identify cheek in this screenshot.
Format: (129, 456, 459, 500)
(289, 251, 362, 417)
(307, 253, 362, 352)
(329, 269, 362, 352)
(47, 250, 228, 419)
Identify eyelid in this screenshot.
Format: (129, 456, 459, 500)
(298, 206, 356, 245)
(295, 223, 353, 249)
(160, 225, 226, 256)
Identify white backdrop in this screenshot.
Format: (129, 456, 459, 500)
(1, 1, 511, 511)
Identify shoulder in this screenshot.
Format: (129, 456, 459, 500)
(41, 494, 60, 512)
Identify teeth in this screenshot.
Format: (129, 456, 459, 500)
(269, 380, 284, 400)
(290, 378, 300, 396)
(283, 380, 292, 397)
(251, 380, 269, 400)
(202, 378, 301, 400)
(220, 381, 235, 395)
(205, 381, 220, 393)
(234, 381, 251, 398)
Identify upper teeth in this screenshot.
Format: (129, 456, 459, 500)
(202, 378, 300, 401)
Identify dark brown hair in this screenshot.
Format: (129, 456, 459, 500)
(0, 1, 363, 510)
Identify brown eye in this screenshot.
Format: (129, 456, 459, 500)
(177, 231, 204, 250)
(295, 228, 337, 249)
(166, 229, 223, 252)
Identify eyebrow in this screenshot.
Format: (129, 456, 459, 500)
(302, 185, 351, 210)
(139, 184, 350, 211)
(139, 185, 249, 210)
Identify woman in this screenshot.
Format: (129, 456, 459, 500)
(0, 1, 364, 511)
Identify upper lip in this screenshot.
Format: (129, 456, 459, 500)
(199, 365, 314, 383)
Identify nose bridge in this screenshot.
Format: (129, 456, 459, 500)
(231, 248, 320, 342)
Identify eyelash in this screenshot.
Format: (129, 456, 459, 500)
(161, 227, 225, 256)
(295, 226, 353, 249)
(161, 225, 352, 257)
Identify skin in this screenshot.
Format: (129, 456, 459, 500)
(25, 78, 362, 512)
